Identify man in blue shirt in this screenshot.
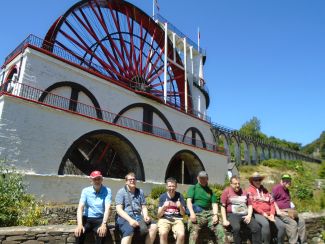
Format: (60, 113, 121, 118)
(115, 172, 158, 244)
(74, 171, 112, 244)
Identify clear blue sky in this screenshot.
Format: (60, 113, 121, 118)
(1, 0, 324, 146)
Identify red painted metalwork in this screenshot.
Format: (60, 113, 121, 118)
(43, 0, 192, 110)
(3, 34, 209, 122)
(4, 65, 17, 83)
(43, 17, 62, 49)
(96, 143, 110, 164)
(0, 82, 223, 155)
(2, 65, 18, 93)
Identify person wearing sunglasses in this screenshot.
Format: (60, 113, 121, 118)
(115, 172, 158, 244)
(247, 172, 285, 244)
(272, 174, 307, 244)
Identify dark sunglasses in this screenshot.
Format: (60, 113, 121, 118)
(253, 178, 262, 182)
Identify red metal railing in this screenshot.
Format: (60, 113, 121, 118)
(0, 81, 225, 154)
(3, 34, 211, 123)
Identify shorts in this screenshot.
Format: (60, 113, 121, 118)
(116, 216, 155, 237)
(158, 218, 185, 238)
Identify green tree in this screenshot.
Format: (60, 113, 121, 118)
(239, 117, 301, 151)
(239, 116, 267, 142)
(320, 132, 325, 159)
(239, 116, 261, 135)
(302, 131, 325, 159)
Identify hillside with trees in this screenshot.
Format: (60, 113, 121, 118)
(239, 116, 302, 151)
(301, 131, 325, 160)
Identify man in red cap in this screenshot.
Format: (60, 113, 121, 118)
(74, 170, 112, 244)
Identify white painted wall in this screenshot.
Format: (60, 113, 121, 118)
(23, 174, 191, 204)
(0, 95, 227, 184)
(191, 85, 207, 113)
(117, 107, 143, 122)
(18, 49, 215, 144)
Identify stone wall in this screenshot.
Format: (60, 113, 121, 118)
(1, 214, 324, 244)
(41, 205, 77, 225)
(0, 226, 76, 244)
(303, 213, 325, 244)
(40, 205, 115, 225)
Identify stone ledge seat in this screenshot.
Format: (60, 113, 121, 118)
(0, 223, 251, 244)
(1, 211, 324, 244)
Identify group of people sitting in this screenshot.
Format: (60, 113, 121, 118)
(74, 170, 307, 244)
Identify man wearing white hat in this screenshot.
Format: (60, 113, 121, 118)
(74, 170, 112, 244)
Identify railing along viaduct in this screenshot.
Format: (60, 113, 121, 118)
(211, 123, 321, 164)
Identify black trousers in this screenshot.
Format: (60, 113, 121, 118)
(227, 213, 262, 244)
(75, 216, 105, 244)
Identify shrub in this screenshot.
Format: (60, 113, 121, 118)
(293, 183, 313, 200)
(261, 159, 303, 171)
(320, 195, 325, 210)
(209, 184, 226, 203)
(319, 162, 325, 179)
(182, 191, 188, 200)
(145, 196, 159, 221)
(150, 185, 166, 200)
(0, 162, 45, 226)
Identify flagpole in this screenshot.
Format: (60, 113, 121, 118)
(152, 0, 155, 18)
(198, 27, 200, 52)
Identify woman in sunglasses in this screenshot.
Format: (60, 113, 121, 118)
(247, 172, 285, 244)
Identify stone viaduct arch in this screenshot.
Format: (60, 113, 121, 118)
(210, 123, 320, 165)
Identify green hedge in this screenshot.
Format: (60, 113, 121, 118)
(0, 162, 46, 227)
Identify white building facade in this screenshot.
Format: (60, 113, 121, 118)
(0, 0, 227, 202)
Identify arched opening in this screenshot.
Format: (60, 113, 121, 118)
(39, 81, 103, 119)
(182, 127, 206, 149)
(165, 150, 204, 185)
(2, 66, 18, 93)
(250, 143, 257, 165)
(230, 136, 240, 165)
(114, 103, 176, 140)
(269, 148, 275, 159)
(264, 147, 271, 160)
(257, 145, 264, 162)
(241, 140, 250, 165)
(59, 130, 144, 181)
(217, 133, 230, 161)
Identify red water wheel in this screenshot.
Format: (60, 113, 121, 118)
(43, 0, 191, 110)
